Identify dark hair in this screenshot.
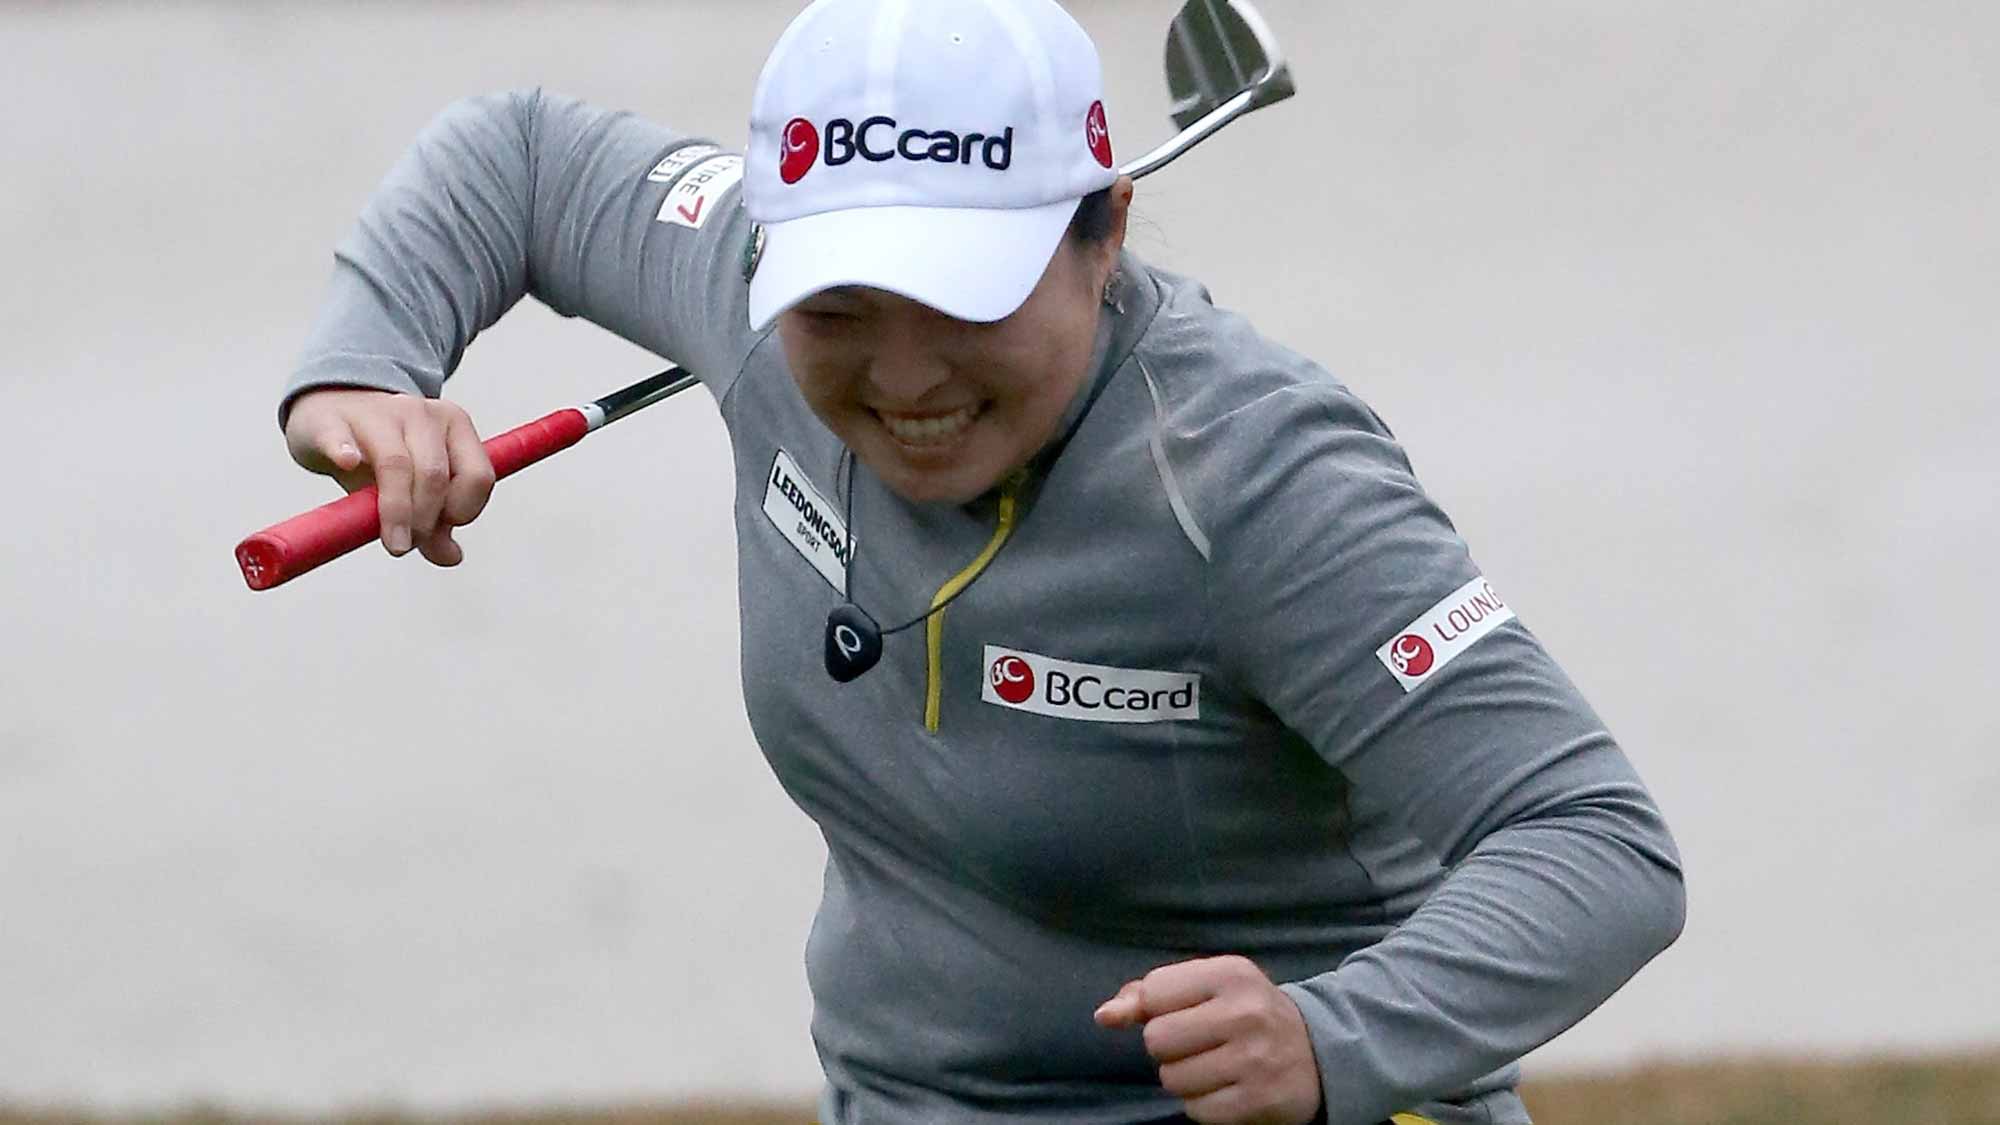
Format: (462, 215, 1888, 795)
(1067, 187, 1115, 245)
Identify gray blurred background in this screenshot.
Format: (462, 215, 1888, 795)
(2, 0, 1995, 1113)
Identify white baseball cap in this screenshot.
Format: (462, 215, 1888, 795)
(743, 0, 1119, 330)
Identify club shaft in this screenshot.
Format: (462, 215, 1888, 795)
(1122, 65, 1295, 180)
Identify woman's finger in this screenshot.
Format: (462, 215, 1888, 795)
(317, 420, 363, 475)
(439, 407, 496, 527)
(416, 523, 464, 568)
(401, 406, 451, 541)
(286, 408, 361, 477)
(1141, 1002, 1231, 1064)
(1156, 1043, 1237, 1099)
(1179, 1083, 1250, 1125)
(350, 413, 414, 556)
(1094, 982, 1145, 1028)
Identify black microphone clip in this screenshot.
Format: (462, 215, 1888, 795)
(824, 603, 884, 683)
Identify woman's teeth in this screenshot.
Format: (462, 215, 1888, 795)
(880, 404, 979, 445)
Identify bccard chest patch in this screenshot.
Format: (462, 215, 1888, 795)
(762, 449, 851, 590)
(1376, 575, 1516, 692)
(982, 646, 1200, 724)
(655, 154, 744, 229)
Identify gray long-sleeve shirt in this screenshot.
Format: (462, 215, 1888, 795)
(283, 89, 1686, 1125)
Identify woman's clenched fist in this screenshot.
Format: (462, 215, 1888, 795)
(1096, 954, 1324, 1125)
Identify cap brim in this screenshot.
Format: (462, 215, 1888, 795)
(747, 197, 1083, 331)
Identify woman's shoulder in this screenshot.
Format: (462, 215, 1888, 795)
(1126, 257, 1416, 517)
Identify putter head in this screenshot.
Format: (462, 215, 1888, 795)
(1123, 0, 1296, 179)
(1166, 0, 1295, 128)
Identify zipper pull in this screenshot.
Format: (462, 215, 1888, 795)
(1000, 467, 1029, 513)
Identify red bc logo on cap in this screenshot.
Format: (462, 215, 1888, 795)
(989, 654, 1035, 704)
(780, 118, 820, 184)
(1085, 101, 1113, 168)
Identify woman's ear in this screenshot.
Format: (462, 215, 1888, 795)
(1105, 176, 1135, 263)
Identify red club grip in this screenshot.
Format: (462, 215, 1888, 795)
(483, 407, 591, 479)
(235, 408, 590, 591)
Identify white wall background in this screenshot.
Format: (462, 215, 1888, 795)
(2, 0, 1995, 1112)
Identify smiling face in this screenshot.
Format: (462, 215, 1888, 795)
(776, 183, 1131, 505)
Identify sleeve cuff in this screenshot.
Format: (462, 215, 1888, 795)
(278, 353, 432, 431)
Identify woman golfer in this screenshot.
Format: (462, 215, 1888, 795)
(277, 1, 1684, 1122)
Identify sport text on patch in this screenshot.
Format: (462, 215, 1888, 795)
(762, 450, 852, 590)
(982, 646, 1199, 724)
(1375, 576, 1516, 692)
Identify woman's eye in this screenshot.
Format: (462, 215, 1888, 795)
(800, 309, 861, 330)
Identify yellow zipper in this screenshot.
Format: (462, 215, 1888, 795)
(924, 472, 1025, 731)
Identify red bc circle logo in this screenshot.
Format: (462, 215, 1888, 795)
(779, 118, 820, 184)
(1085, 101, 1113, 169)
(990, 655, 1035, 704)
(1389, 634, 1434, 677)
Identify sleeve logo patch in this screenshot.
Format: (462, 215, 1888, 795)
(762, 449, 852, 590)
(1375, 576, 1516, 692)
(646, 144, 722, 183)
(655, 154, 744, 229)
